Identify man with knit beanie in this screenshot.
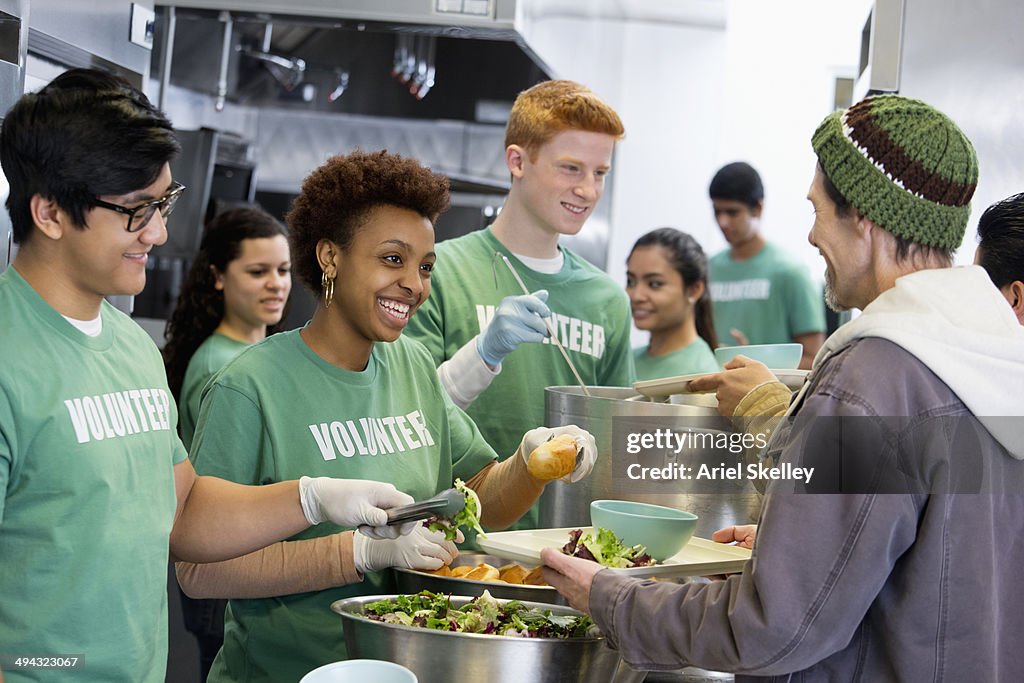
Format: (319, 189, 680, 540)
(541, 94, 1024, 682)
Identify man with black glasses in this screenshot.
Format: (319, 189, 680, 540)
(0, 69, 416, 683)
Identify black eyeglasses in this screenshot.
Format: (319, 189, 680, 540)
(92, 181, 187, 233)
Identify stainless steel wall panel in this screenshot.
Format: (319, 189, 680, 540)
(898, 0, 1024, 254)
(0, 0, 28, 273)
(27, 0, 154, 79)
(254, 108, 506, 192)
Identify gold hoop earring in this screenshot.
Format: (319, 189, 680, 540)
(321, 271, 335, 308)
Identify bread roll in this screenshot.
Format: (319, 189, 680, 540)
(522, 565, 547, 586)
(425, 565, 452, 577)
(498, 564, 528, 585)
(527, 434, 578, 480)
(450, 565, 474, 578)
(463, 563, 500, 582)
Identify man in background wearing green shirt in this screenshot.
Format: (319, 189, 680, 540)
(406, 80, 635, 530)
(707, 161, 825, 369)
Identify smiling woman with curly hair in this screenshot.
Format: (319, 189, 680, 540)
(175, 149, 599, 683)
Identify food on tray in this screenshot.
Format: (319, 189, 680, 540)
(498, 563, 528, 584)
(561, 527, 655, 568)
(363, 590, 597, 638)
(421, 561, 549, 586)
(426, 478, 487, 541)
(522, 565, 547, 585)
(527, 434, 579, 480)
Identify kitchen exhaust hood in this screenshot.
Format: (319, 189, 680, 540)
(156, 0, 553, 122)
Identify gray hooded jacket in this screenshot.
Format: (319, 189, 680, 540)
(591, 267, 1024, 682)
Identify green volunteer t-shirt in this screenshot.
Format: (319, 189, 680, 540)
(632, 338, 719, 381)
(179, 332, 249, 449)
(708, 242, 825, 346)
(190, 329, 497, 683)
(405, 228, 636, 530)
(0, 267, 186, 683)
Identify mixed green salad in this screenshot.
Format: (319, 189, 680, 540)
(363, 590, 598, 639)
(426, 478, 487, 541)
(561, 527, 655, 568)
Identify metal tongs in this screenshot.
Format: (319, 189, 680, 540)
(494, 252, 591, 397)
(385, 488, 466, 526)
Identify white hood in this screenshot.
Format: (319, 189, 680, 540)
(813, 266, 1024, 458)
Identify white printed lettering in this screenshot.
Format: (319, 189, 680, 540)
(347, 420, 369, 456)
(140, 389, 159, 432)
(395, 415, 420, 449)
(381, 416, 405, 451)
(592, 324, 605, 358)
(64, 399, 91, 444)
(309, 423, 336, 461)
(102, 394, 127, 437)
(129, 390, 149, 432)
(94, 395, 115, 439)
(710, 279, 771, 302)
(373, 418, 395, 454)
(82, 396, 105, 441)
(580, 321, 593, 356)
(329, 421, 356, 458)
(406, 410, 434, 447)
(568, 318, 582, 353)
(116, 392, 140, 434)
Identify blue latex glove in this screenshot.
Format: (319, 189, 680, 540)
(476, 290, 551, 367)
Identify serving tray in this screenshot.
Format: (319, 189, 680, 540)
(478, 526, 750, 579)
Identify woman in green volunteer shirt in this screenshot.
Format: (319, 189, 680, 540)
(164, 206, 292, 449)
(177, 150, 597, 683)
(162, 206, 291, 680)
(627, 228, 720, 380)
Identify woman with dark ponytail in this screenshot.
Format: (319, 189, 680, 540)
(164, 206, 292, 447)
(626, 227, 719, 380)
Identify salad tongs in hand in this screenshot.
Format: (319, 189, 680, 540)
(385, 488, 465, 526)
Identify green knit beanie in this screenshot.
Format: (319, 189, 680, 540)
(811, 94, 978, 250)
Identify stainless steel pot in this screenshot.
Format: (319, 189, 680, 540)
(393, 553, 564, 605)
(542, 386, 762, 538)
(332, 594, 640, 683)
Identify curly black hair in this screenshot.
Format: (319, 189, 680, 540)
(162, 206, 288, 401)
(286, 150, 450, 295)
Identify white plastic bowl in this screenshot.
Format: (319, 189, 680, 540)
(300, 659, 418, 683)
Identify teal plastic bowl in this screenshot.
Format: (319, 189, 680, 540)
(590, 500, 698, 562)
(714, 343, 802, 369)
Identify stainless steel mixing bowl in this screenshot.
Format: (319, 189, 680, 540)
(332, 593, 632, 683)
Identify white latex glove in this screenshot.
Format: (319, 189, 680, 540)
(352, 524, 464, 573)
(299, 476, 415, 539)
(519, 425, 598, 483)
(476, 290, 551, 366)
